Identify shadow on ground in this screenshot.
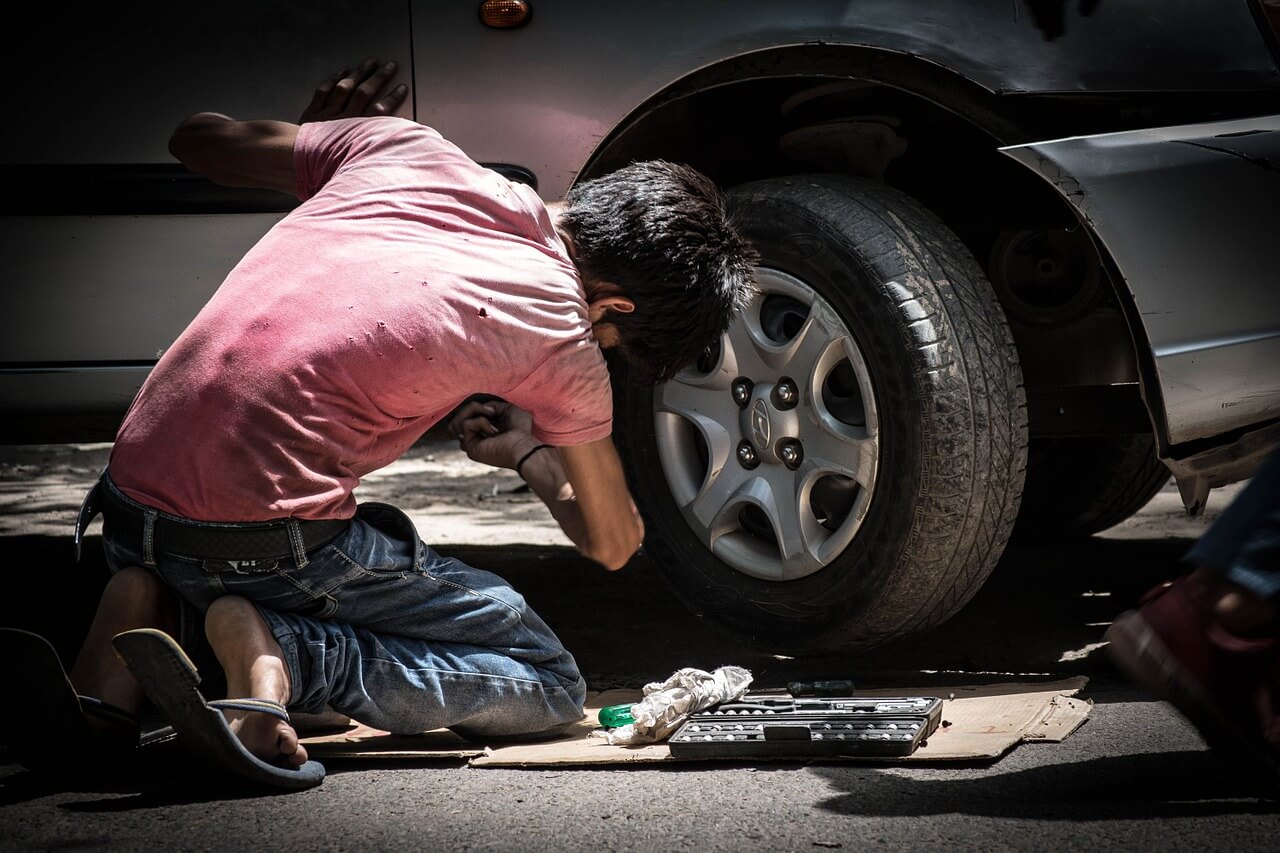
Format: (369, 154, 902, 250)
(810, 751, 1279, 819)
(0, 530, 1193, 698)
(0, 530, 1218, 812)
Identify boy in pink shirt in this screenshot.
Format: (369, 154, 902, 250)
(2, 61, 755, 788)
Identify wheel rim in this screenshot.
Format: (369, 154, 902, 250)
(653, 268, 880, 582)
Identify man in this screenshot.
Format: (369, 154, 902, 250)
(1, 59, 755, 787)
(1107, 447, 1280, 792)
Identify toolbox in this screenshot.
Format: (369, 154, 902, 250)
(667, 695, 944, 759)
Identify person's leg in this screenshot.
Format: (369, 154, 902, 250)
(1185, 447, 1280, 631)
(1107, 448, 1280, 787)
(167, 503, 583, 744)
(203, 596, 307, 767)
(302, 515, 587, 736)
(196, 558, 585, 744)
(69, 566, 178, 722)
(258, 602, 585, 738)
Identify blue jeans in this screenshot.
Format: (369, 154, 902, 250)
(1187, 447, 1280, 602)
(97, 475, 586, 738)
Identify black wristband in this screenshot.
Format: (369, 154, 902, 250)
(515, 444, 552, 480)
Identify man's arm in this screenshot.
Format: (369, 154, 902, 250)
(168, 58, 407, 194)
(525, 437, 644, 572)
(169, 114, 300, 193)
(451, 401, 644, 570)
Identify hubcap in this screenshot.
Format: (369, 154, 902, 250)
(653, 268, 880, 582)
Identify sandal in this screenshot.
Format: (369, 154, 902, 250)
(112, 628, 325, 790)
(0, 627, 145, 777)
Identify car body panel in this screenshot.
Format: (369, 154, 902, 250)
(2, 0, 1278, 461)
(1, 213, 287, 428)
(1000, 116, 1280, 447)
(412, 0, 1279, 199)
(3, 215, 285, 364)
(2, 1, 410, 428)
(1, 1, 412, 165)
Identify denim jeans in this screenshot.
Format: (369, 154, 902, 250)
(97, 475, 586, 737)
(1187, 447, 1280, 601)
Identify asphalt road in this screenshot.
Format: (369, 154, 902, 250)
(1, 474, 1277, 850)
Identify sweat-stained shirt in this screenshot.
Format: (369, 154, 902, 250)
(108, 117, 613, 522)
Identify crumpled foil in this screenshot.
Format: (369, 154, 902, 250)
(595, 665, 753, 745)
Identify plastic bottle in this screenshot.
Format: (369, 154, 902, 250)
(597, 703, 635, 728)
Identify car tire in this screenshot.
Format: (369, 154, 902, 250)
(1012, 434, 1170, 541)
(613, 174, 1028, 649)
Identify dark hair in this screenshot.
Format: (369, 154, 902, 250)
(562, 161, 756, 384)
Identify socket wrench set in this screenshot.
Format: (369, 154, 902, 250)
(668, 695, 944, 759)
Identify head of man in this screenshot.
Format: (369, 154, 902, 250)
(557, 161, 757, 384)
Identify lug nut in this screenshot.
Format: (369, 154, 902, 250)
(774, 378, 798, 410)
(731, 378, 753, 408)
(737, 441, 759, 469)
(779, 440, 804, 470)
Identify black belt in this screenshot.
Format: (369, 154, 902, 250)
(88, 477, 349, 563)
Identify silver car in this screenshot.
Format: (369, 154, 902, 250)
(4, 0, 1279, 649)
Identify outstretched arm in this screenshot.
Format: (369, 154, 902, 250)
(168, 58, 407, 194)
(168, 114, 300, 193)
(451, 401, 644, 571)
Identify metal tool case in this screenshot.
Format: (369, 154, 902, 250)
(668, 696, 943, 759)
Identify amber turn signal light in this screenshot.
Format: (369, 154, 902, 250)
(479, 0, 532, 29)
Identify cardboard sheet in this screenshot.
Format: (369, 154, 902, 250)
(302, 677, 1090, 767)
(302, 724, 486, 761)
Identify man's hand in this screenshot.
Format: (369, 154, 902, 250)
(300, 58, 408, 124)
(449, 399, 643, 571)
(170, 57, 408, 193)
(448, 400, 542, 471)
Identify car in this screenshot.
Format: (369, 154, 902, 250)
(4, 0, 1279, 650)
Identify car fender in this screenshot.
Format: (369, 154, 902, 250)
(999, 116, 1280, 458)
(414, 0, 1278, 199)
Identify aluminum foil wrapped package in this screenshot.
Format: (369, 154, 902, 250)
(599, 665, 752, 745)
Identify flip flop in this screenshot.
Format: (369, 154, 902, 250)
(0, 627, 143, 776)
(112, 628, 325, 791)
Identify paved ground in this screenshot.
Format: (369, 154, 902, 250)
(1, 444, 1276, 850)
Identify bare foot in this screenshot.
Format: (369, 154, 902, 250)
(226, 706, 308, 769)
(204, 595, 308, 768)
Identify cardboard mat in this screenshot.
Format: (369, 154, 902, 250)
(302, 677, 1091, 767)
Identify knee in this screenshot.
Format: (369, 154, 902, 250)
(103, 566, 165, 606)
(204, 595, 256, 642)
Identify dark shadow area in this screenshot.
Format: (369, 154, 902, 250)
(0, 767, 147, 807)
(0, 535, 110, 668)
(57, 780, 307, 811)
(55, 756, 467, 812)
(811, 751, 1279, 818)
(0, 530, 1196, 706)
(0, 527, 1227, 820)
(0, 749, 444, 811)
(438, 535, 1197, 696)
(0, 766, 275, 810)
(312, 756, 470, 775)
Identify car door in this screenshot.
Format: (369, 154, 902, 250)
(0, 1, 411, 440)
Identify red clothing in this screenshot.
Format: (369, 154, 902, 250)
(110, 117, 612, 522)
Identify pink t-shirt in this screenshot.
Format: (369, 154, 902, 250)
(109, 117, 612, 522)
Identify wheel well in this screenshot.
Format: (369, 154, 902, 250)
(583, 58, 1149, 438)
